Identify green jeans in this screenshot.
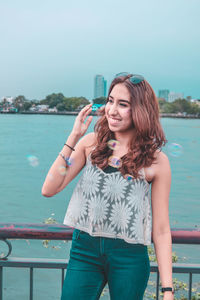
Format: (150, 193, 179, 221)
(61, 229, 150, 300)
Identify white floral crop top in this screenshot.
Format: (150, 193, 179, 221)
(63, 154, 152, 245)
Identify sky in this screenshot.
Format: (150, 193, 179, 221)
(1, 0, 200, 101)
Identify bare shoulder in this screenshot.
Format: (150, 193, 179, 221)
(154, 150, 170, 165)
(80, 132, 97, 157)
(153, 150, 171, 177)
(155, 150, 169, 167)
(81, 132, 97, 146)
(144, 150, 170, 183)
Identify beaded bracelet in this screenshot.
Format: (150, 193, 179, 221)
(64, 143, 75, 151)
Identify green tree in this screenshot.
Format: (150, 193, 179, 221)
(63, 98, 73, 111)
(157, 98, 167, 112)
(14, 95, 27, 112)
(161, 102, 175, 113)
(189, 103, 200, 114)
(14, 95, 26, 103)
(172, 99, 190, 113)
(56, 103, 66, 111)
(23, 102, 32, 111)
(64, 97, 90, 111)
(160, 98, 200, 115)
(1, 97, 8, 106)
(93, 97, 107, 105)
(40, 93, 65, 108)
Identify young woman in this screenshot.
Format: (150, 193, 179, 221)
(42, 73, 173, 300)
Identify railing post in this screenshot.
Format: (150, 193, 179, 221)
(30, 267, 33, 300)
(0, 266, 3, 300)
(61, 268, 65, 290)
(188, 272, 192, 300)
(156, 271, 159, 300)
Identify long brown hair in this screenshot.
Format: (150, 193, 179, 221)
(90, 74, 167, 178)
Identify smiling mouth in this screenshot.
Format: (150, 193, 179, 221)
(108, 117, 121, 126)
(109, 117, 121, 121)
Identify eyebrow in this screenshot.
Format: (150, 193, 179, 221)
(109, 95, 131, 104)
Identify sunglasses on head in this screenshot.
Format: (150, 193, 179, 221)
(115, 72, 145, 84)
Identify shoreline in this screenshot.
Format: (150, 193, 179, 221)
(0, 111, 200, 119)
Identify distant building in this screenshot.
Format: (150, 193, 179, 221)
(94, 75, 107, 99)
(1, 96, 15, 104)
(30, 104, 49, 112)
(158, 90, 169, 101)
(186, 96, 192, 102)
(29, 106, 37, 112)
(191, 99, 200, 106)
(168, 92, 184, 102)
(48, 107, 58, 113)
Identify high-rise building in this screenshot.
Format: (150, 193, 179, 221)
(104, 80, 107, 97)
(94, 75, 107, 99)
(168, 92, 184, 102)
(158, 90, 169, 101)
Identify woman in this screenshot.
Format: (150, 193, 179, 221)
(42, 73, 173, 300)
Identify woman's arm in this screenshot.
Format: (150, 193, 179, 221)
(151, 152, 174, 300)
(41, 104, 93, 197)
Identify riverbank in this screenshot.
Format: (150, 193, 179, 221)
(1, 111, 200, 118)
(161, 113, 200, 119)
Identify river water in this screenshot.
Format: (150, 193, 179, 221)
(0, 114, 199, 299)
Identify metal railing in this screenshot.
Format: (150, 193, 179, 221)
(0, 223, 200, 300)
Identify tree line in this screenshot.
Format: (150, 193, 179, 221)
(1, 93, 200, 115)
(158, 98, 200, 115)
(0, 94, 107, 112)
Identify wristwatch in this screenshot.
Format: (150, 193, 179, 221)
(161, 287, 174, 294)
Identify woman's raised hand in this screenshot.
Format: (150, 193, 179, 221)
(71, 104, 93, 138)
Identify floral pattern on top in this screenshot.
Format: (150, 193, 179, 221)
(95, 221, 116, 235)
(101, 173, 129, 202)
(88, 194, 109, 225)
(63, 157, 152, 245)
(109, 201, 133, 231)
(127, 179, 149, 212)
(130, 211, 144, 241)
(65, 187, 88, 223)
(81, 164, 101, 198)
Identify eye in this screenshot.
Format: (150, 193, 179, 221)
(119, 103, 128, 107)
(107, 99, 113, 103)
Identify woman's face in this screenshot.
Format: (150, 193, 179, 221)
(105, 83, 133, 133)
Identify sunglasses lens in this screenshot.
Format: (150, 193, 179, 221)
(114, 73, 145, 84)
(115, 72, 129, 78)
(129, 75, 144, 84)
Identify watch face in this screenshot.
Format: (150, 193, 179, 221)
(161, 287, 174, 294)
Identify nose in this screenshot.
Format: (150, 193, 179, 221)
(109, 103, 118, 115)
